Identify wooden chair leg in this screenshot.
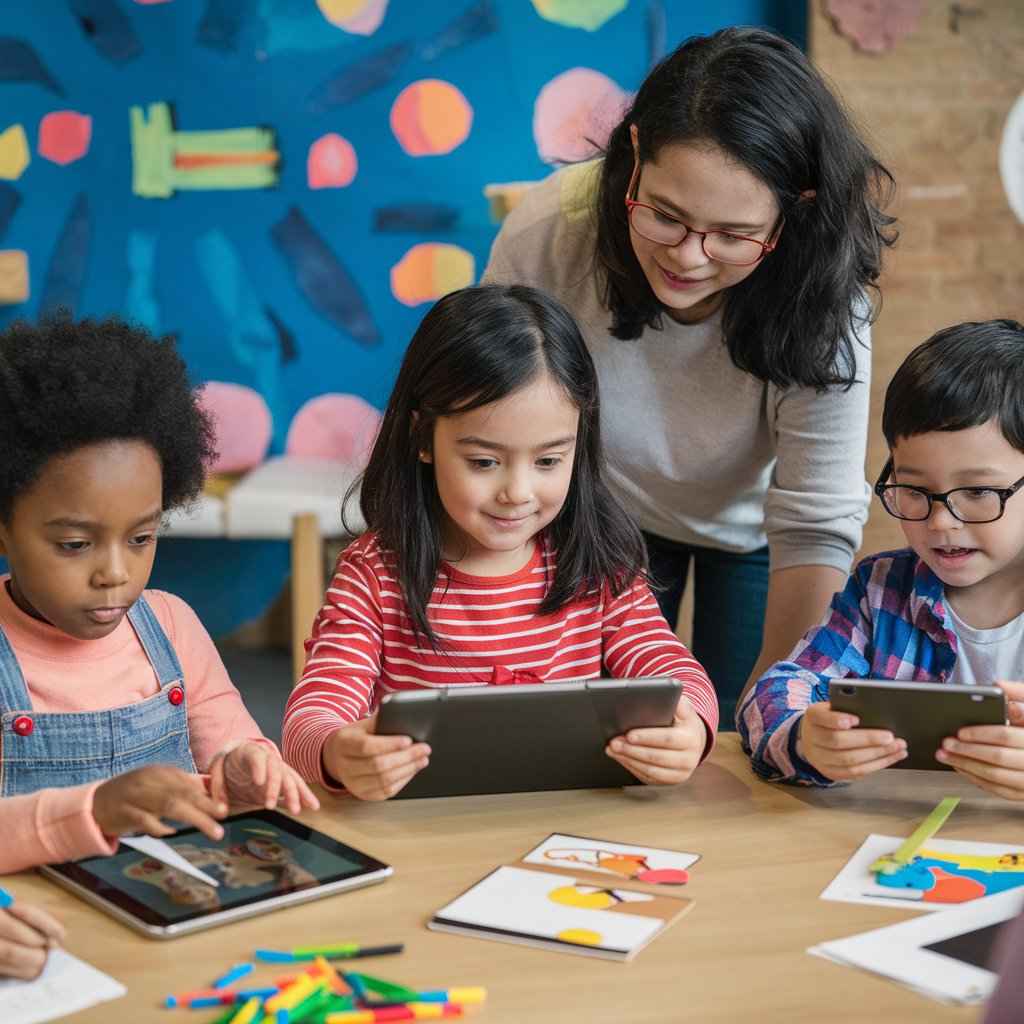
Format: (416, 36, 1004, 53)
(291, 512, 324, 685)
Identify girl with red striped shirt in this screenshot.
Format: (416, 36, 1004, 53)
(283, 284, 718, 799)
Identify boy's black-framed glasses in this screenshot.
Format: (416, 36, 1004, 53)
(874, 457, 1024, 524)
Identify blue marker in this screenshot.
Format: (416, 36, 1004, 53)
(0, 887, 13, 910)
(211, 962, 254, 989)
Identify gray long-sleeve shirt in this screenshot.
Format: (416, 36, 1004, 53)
(483, 161, 871, 574)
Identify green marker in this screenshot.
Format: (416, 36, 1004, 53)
(870, 796, 961, 876)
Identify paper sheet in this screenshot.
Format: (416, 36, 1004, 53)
(0, 949, 125, 1024)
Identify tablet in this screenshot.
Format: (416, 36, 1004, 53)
(375, 677, 682, 799)
(828, 679, 1007, 771)
(39, 810, 392, 939)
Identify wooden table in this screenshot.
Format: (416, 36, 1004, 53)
(14, 734, 1020, 1022)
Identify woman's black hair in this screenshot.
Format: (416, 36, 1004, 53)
(349, 283, 648, 649)
(882, 319, 1024, 451)
(0, 313, 216, 521)
(594, 25, 897, 390)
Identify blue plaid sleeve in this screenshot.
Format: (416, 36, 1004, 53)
(737, 561, 876, 785)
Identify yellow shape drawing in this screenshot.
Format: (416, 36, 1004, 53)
(548, 885, 616, 910)
(0, 125, 30, 180)
(557, 927, 603, 945)
(919, 848, 1024, 872)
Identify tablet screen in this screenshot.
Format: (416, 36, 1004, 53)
(47, 810, 388, 927)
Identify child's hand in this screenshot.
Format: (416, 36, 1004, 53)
(936, 681, 1024, 800)
(93, 765, 228, 841)
(797, 701, 908, 780)
(208, 742, 320, 814)
(605, 696, 708, 785)
(0, 903, 65, 980)
(322, 715, 431, 801)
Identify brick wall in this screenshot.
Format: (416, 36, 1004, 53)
(809, 0, 1024, 556)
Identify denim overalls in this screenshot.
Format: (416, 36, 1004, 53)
(0, 595, 196, 798)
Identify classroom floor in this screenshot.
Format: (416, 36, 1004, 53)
(217, 643, 290, 744)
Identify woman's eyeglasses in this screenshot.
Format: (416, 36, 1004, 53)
(623, 162, 778, 267)
(874, 457, 1024, 524)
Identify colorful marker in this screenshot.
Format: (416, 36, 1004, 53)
(324, 1005, 464, 1023)
(228, 996, 263, 1024)
(183, 987, 281, 1009)
(256, 944, 405, 963)
(413, 988, 486, 1005)
(0, 887, 13, 909)
(212, 962, 255, 989)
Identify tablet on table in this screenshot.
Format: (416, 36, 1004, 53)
(40, 810, 391, 939)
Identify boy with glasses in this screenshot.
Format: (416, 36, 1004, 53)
(738, 320, 1024, 798)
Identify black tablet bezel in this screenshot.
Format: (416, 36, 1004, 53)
(42, 809, 390, 928)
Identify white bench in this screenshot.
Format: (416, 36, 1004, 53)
(163, 455, 364, 682)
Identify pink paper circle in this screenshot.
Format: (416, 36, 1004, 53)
(197, 381, 272, 474)
(286, 393, 382, 463)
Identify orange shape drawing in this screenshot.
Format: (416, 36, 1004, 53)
(285, 393, 382, 462)
(38, 111, 92, 165)
(557, 927, 603, 945)
(307, 133, 357, 189)
(390, 79, 472, 157)
(390, 242, 475, 306)
(533, 67, 629, 165)
(922, 867, 988, 904)
(316, 0, 388, 35)
(0, 125, 30, 180)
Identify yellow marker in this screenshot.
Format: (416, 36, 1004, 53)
(447, 987, 486, 1004)
(324, 1011, 374, 1024)
(266, 972, 318, 1013)
(228, 996, 262, 1024)
(870, 796, 961, 875)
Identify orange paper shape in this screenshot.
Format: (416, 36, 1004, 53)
(390, 79, 472, 157)
(390, 242, 474, 306)
(307, 133, 357, 189)
(0, 250, 29, 304)
(38, 111, 92, 165)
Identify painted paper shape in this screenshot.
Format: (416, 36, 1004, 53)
(416, 0, 497, 62)
(315, 0, 388, 35)
(826, 0, 924, 54)
(198, 381, 273, 474)
(40, 192, 90, 316)
(0, 38, 65, 96)
(646, 0, 666, 69)
(0, 184, 21, 240)
(264, 305, 298, 363)
(270, 206, 380, 346)
(38, 111, 92, 165)
(124, 230, 160, 332)
(821, 834, 1024, 912)
(373, 203, 459, 233)
(68, 0, 144, 63)
(530, 0, 627, 32)
(0, 125, 30, 181)
(285, 393, 382, 462)
(307, 133, 357, 189)
(523, 834, 699, 886)
(390, 243, 474, 306)
(197, 0, 247, 51)
(390, 80, 473, 157)
(130, 102, 279, 198)
(0, 250, 29, 305)
(533, 67, 630, 165)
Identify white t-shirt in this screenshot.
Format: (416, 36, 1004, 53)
(948, 604, 1024, 687)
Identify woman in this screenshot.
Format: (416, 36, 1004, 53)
(483, 26, 896, 725)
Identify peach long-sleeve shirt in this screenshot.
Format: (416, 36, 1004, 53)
(0, 579, 271, 873)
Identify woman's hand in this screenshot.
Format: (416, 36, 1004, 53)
(208, 742, 320, 814)
(605, 695, 708, 785)
(322, 716, 431, 800)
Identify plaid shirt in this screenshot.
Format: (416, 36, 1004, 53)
(737, 548, 960, 785)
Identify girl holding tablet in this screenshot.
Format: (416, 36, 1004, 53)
(283, 284, 717, 800)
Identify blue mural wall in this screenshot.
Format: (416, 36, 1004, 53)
(0, 1, 804, 637)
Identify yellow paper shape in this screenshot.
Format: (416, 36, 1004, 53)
(0, 125, 30, 180)
(0, 250, 29, 304)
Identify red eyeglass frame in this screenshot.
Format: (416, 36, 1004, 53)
(623, 161, 780, 266)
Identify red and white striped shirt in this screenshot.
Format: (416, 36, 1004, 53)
(283, 532, 718, 786)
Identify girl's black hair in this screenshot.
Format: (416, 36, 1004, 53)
(882, 319, 1024, 451)
(349, 283, 648, 648)
(594, 25, 897, 390)
(0, 313, 215, 522)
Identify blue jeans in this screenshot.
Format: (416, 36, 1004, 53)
(643, 532, 770, 731)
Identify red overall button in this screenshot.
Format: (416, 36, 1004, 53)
(12, 715, 34, 736)
(167, 686, 185, 706)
